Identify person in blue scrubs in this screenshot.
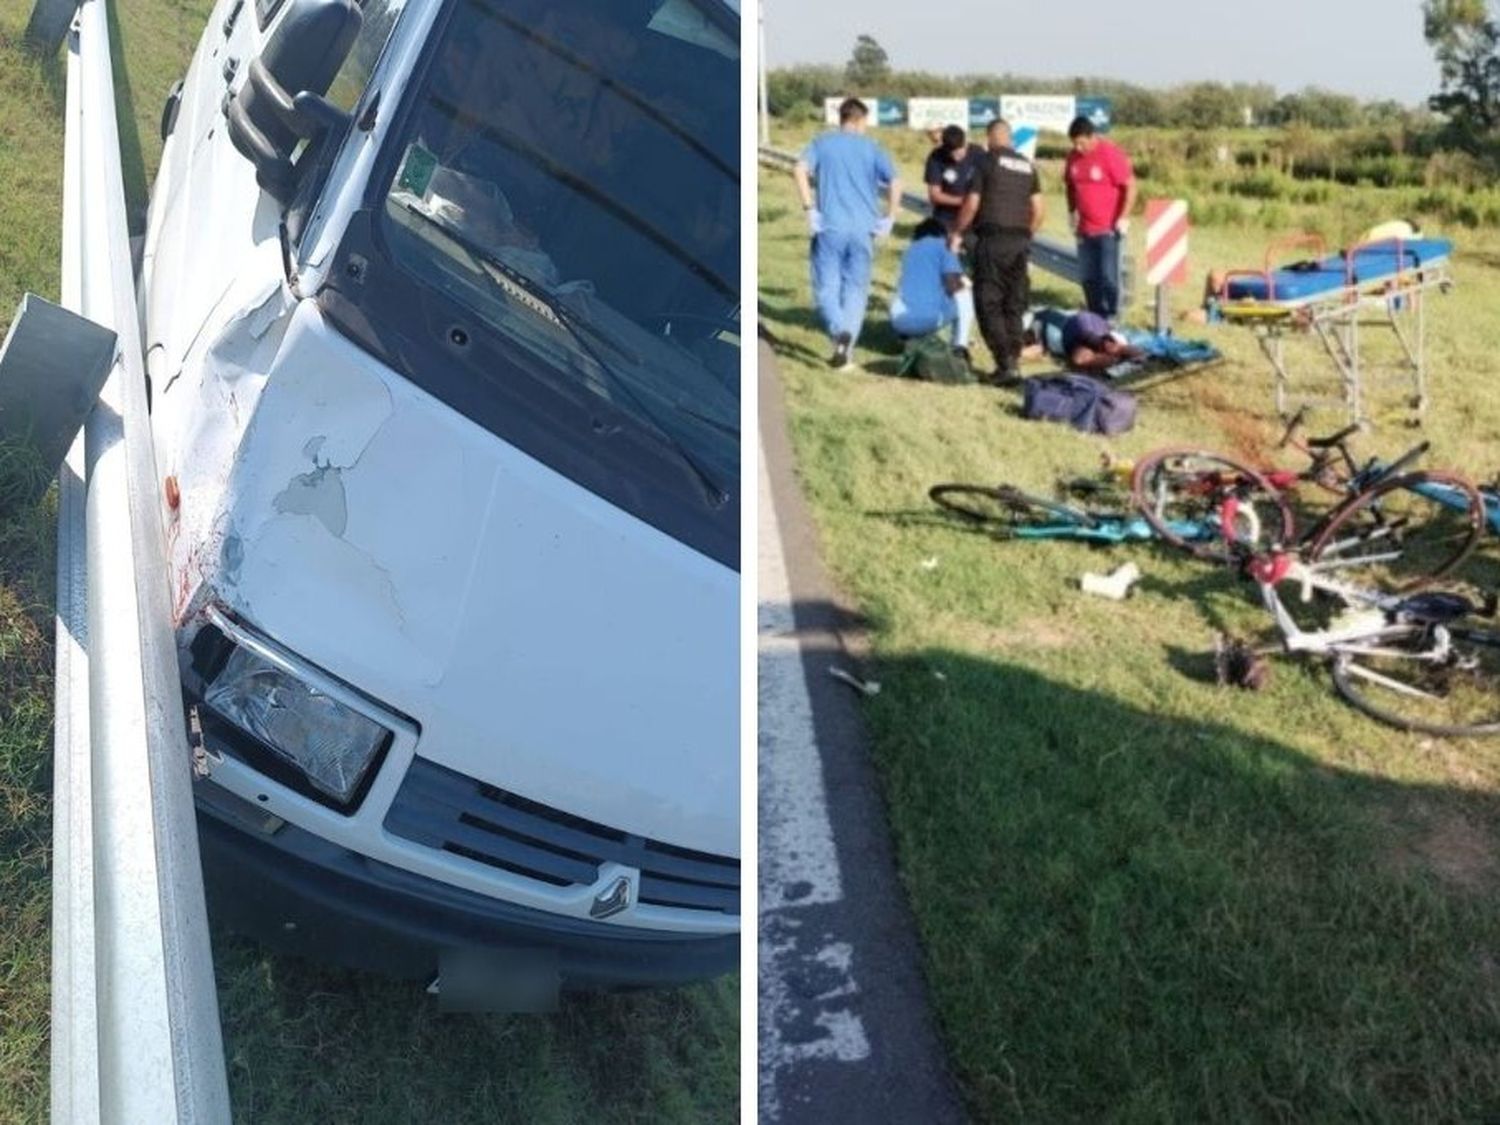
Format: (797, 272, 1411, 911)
(794, 98, 901, 369)
(890, 218, 975, 366)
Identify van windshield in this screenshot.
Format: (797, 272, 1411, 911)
(378, 0, 739, 492)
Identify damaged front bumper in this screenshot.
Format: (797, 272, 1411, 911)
(195, 780, 739, 991)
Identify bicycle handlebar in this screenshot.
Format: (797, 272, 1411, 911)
(1376, 440, 1431, 483)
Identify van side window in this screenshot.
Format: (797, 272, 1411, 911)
(327, 0, 409, 112)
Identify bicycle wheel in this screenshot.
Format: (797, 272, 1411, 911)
(1305, 470, 1484, 591)
(1332, 624, 1500, 737)
(929, 483, 1096, 536)
(1131, 448, 1296, 562)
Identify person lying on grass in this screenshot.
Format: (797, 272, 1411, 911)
(1021, 307, 1144, 374)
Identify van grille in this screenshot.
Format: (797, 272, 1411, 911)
(384, 757, 739, 916)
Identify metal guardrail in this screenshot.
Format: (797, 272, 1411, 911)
(24, 0, 74, 53)
(758, 144, 1134, 305)
(49, 0, 232, 1120)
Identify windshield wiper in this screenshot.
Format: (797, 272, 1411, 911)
(399, 199, 732, 511)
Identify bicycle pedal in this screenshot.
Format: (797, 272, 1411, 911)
(1214, 635, 1271, 691)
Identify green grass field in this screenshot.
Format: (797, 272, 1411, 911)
(0, 5, 737, 1122)
(0, 6, 69, 1117)
(762, 119, 1500, 1120)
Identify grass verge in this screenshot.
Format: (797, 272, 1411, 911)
(0, 480, 57, 1124)
(761, 119, 1500, 1120)
(0, 6, 67, 1118)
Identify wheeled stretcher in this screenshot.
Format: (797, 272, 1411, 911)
(1217, 234, 1454, 426)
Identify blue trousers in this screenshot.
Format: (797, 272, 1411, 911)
(810, 229, 874, 346)
(891, 288, 975, 349)
(1077, 232, 1123, 319)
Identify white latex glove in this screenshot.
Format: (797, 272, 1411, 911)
(806, 208, 823, 235)
(1115, 217, 1131, 236)
(875, 215, 895, 239)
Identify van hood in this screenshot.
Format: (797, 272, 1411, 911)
(173, 300, 738, 858)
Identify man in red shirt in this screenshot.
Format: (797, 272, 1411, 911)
(1064, 116, 1136, 319)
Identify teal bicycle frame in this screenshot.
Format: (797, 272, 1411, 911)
(1411, 478, 1500, 535)
(1009, 509, 1224, 545)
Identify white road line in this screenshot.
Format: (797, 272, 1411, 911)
(757, 451, 841, 913)
(757, 430, 870, 1122)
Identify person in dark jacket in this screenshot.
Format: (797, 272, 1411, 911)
(923, 124, 985, 230)
(951, 119, 1044, 386)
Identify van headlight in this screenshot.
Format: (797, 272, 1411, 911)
(203, 645, 389, 804)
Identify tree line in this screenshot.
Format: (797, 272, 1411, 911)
(767, 63, 1429, 132)
(782, 9, 1500, 161)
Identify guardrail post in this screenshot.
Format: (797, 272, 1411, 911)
(24, 0, 77, 55)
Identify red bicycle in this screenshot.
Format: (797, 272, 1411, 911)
(1130, 410, 1485, 591)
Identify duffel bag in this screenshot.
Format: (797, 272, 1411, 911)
(1022, 374, 1137, 435)
(898, 332, 974, 385)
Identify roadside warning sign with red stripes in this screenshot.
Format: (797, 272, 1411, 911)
(1145, 198, 1189, 286)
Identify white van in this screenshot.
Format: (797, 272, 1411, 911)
(140, 0, 740, 991)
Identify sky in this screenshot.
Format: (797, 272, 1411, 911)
(762, 0, 1441, 105)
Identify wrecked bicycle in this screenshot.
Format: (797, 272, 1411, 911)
(1213, 549, 1500, 737)
(927, 482, 1268, 546)
(1131, 409, 1488, 590)
(1134, 424, 1500, 735)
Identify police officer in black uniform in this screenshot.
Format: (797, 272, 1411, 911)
(952, 119, 1045, 385)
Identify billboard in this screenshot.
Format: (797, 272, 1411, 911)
(1075, 95, 1114, 133)
(814, 93, 1108, 137)
(875, 98, 907, 127)
(907, 97, 970, 132)
(822, 96, 907, 126)
(999, 94, 1077, 136)
(968, 96, 1000, 130)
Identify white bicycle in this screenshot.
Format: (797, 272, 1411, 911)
(1219, 555, 1500, 737)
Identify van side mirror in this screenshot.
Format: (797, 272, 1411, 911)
(226, 0, 362, 203)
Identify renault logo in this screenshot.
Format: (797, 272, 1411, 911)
(590, 875, 632, 920)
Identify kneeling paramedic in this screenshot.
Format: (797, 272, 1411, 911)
(890, 218, 975, 364)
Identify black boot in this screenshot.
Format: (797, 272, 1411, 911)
(829, 332, 853, 370)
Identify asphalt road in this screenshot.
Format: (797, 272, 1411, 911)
(757, 339, 967, 1125)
